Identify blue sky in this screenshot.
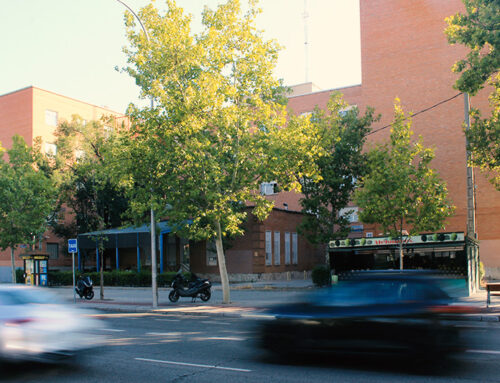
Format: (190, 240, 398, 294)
(1, 0, 360, 113)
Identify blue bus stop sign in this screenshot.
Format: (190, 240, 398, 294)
(68, 239, 78, 253)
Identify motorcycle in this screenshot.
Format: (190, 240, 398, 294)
(75, 275, 94, 300)
(168, 272, 211, 303)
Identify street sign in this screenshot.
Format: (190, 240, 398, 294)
(68, 239, 78, 253)
(68, 238, 78, 304)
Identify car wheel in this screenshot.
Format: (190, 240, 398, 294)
(169, 290, 179, 303)
(200, 289, 211, 302)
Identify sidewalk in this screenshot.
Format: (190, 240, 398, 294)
(49, 281, 500, 321)
(50, 280, 314, 317)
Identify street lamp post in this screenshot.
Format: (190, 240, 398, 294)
(115, 0, 158, 308)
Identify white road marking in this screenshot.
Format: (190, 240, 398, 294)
(201, 321, 231, 325)
(191, 336, 246, 341)
(135, 357, 252, 372)
(146, 332, 183, 336)
(100, 328, 125, 332)
(466, 349, 500, 355)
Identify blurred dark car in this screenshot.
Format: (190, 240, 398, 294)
(258, 271, 476, 359)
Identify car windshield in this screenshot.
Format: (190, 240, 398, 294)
(310, 279, 450, 307)
(0, 288, 57, 305)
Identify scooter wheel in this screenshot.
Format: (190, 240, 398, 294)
(169, 290, 179, 303)
(85, 291, 94, 300)
(200, 289, 211, 302)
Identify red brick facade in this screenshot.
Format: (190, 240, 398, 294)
(191, 209, 324, 279)
(2, 1, 498, 280)
(288, 0, 499, 276)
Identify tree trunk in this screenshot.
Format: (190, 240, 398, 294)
(100, 250, 104, 300)
(151, 207, 158, 308)
(399, 239, 404, 270)
(215, 220, 230, 304)
(11, 247, 17, 284)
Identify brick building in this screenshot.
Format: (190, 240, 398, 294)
(2, 0, 497, 283)
(0, 86, 323, 282)
(286, 0, 498, 280)
(190, 196, 324, 281)
(0, 86, 124, 281)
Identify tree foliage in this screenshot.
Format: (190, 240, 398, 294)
(50, 116, 130, 239)
(354, 100, 455, 268)
(445, 0, 500, 188)
(297, 93, 378, 244)
(49, 116, 131, 299)
(118, 0, 318, 302)
(466, 74, 500, 189)
(0, 136, 57, 282)
(445, 0, 499, 95)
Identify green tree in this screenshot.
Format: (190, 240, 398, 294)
(445, 0, 500, 188)
(298, 93, 378, 245)
(0, 136, 57, 283)
(354, 100, 455, 269)
(50, 116, 130, 298)
(50, 116, 130, 238)
(466, 75, 500, 189)
(118, 0, 317, 303)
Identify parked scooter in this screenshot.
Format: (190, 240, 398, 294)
(75, 275, 94, 300)
(168, 272, 211, 302)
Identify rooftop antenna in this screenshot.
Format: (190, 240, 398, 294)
(303, 0, 309, 83)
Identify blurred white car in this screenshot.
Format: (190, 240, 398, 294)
(0, 285, 104, 362)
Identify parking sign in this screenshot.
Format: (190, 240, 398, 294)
(68, 239, 78, 253)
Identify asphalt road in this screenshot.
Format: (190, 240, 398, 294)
(3, 312, 500, 383)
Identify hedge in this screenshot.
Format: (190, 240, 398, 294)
(312, 265, 331, 287)
(43, 270, 189, 287)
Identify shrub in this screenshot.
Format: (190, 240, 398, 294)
(42, 270, 191, 287)
(16, 269, 24, 283)
(312, 265, 331, 287)
(157, 272, 179, 287)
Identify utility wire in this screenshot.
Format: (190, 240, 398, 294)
(367, 92, 464, 136)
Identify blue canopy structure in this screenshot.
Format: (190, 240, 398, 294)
(77, 221, 188, 273)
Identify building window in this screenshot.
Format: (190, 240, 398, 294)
(260, 182, 279, 195)
(366, 232, 373, 238)
(47, 243, 59, 259)
(339, 207, 359, 223)
(285, 232, 291, 265)
(292, 233, 298, 265)
(274, 231, 280, 265)
(265, 231, 272, 266)
(44, 143, 57, 156)
(339, 105, 357, 117)
(104, 126, 113, 139)
(206, 240, 217, 266)
(75, 149, 85, 161)
(45, 110, 58, 127)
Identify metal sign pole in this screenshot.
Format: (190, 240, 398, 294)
(72, 251, 76, 303)
(68, 238, 78, 303)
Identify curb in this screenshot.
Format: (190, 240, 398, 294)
(83, 303, 500, 322)
(80, 303, 263, 318)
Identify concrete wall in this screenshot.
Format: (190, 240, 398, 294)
(0, 267, 13, 283)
